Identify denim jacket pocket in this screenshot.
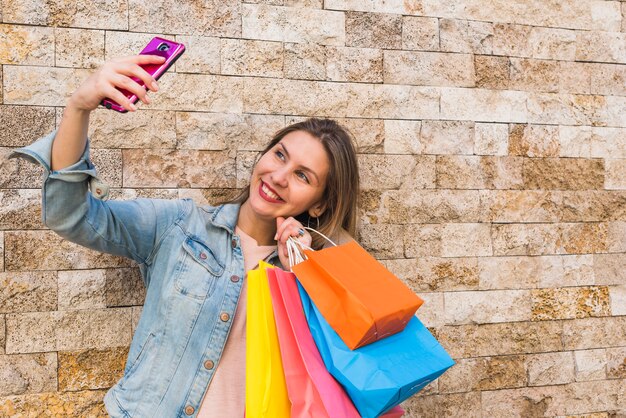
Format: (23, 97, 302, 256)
(173, 236, 224, 300)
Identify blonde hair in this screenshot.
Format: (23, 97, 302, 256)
(232, 118, 360, 250)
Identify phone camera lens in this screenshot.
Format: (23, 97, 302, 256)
(157, 43, 170, 52)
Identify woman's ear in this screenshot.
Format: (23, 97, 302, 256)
(308, 203, 325, 218)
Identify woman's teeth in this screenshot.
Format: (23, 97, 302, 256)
(262, 183, 282, 200)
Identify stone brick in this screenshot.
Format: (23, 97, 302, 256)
(221, 39, 284, 78)
(58, 347, 129, 391)
(236, 151, 257, 188)
(474, 123, 509, 156)
(0, 232, 4, 272)
(438, 355, 527, 393)
(2, 0, 128, 29)
(510, 58, 560, 93)
(608, 221, 626, 252)
(357, 223, 404, 259)
(523, 158, 605, 190)
(435, 320, 563, 359)
(414, 292, 444, 327)
(242, 4, 344, 45)
(326, 46, 382, 83)
(373, 85, 440, 120)
(177, 188, 242, 207)
(576, 31, 626, 64)
(345, 11, 402, 49)
(332, 117, 384, 153)
(440, 18, 493, 54)
(420, 120, 475, 155)
(0, 105, 55, 147)
(383, 120, 422, 154)
(527, 93, 619, 126)
(54, 28, 104, 69)
(482, 380, 625, 417)
(284, 43, 326, 80)
(508, 124, 560, 157)
(383, 51, 475, 88)
(444, 289, 530, 325)
(358, 154, 435, 190)
(103, 31, 161, 61)
(441, 87, 528, 123)
(147, 73, 244, 113)
(527, 351, 576, 386)
(129, 0, 240, 37)
(0, 315, 4, 354)
(563, 317, 626, 350)
(176, 112, 284, 151)
(606, 347, 626, 379)
(0, 353, 57, 396)
(4, 230, 132, 271)
(384, 257, 479, 293)
(0, 389, 108, 417)
(591, 63, 626, 96)
(5, 308, 132, 354)
(532, 286, 611, 321)
(436, 155, 524, 189)
(0, 24, 54, 66)
(2, 66, 89, 106)
(58, 270, 106, 311)
(284, 0, 323, 6)
(492, 24, 577, 60)
(561, 191, 626, 222)
(131, 307, 143, 334)
(404, 391, 482, 418)
(441, 223, 492, 257)
(122, 148, 235, 188)
(475, 55, 510, 90)
(0, 271, 56, 314)
(594, 254, 626, 286)
(606, 159, 626, 190)
(402, 224, 443, 257)
(0, 189, 43, 230)
(90, 148, 122, 188)
(609, 285, 626, 316)
(105, 267, 146, 307)
(479, 190, 562, 223)
(84, 108, 176, 149)
(173, 35, 221, 75)
(492, 223, 608, 256)
(561, 117, 616, 151)
(402, 16, 439, 51)
(558, 61, 593, 95)
(575, 349, 608, 382)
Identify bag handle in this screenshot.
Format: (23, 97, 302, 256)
(286, 227, 337, 270)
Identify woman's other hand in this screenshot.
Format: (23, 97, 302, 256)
(275, 216, 311, 270)
(68, 55, 165, 113)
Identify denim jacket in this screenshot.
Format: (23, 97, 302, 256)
(10, 131, 280, 417)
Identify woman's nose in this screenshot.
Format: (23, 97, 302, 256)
(271, 169, 288, 188)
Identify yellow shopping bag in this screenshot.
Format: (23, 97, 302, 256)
(246, 260, 291, 418)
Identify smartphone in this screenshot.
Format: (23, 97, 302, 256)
(101, 37, 185, 113)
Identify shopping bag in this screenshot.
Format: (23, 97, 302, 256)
(297, 281, 454, 418)
(289, 235, 423, 349)
(246, 261, 291, 418)
(266, 266, 361, 418)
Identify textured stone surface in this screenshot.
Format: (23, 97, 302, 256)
(0, 25, 54, 66)
(606, 347, 626, 379)
(384, 51, 475, 88)
(0, 353, 57, 396)
(383, 257, 479, 292)
(55, 28, 104, 69)
(527, 351, 576, 386)
(0, 189, 43, 230)
(591, 63, 626, 96)
(510, 58, 560, 93)
(606, 159, 626, 190)
(440, 19, 493, 54)
(122, 148, 236, 188)
(402, 16, 439, 51)
(4, 230, 132, 271)
(221, 38, 284, 78)
(475, 55, 510, 89)
(479, 190, 562, 223)
(444, 289, 530, 324)
(345, 11, 401, 49)
(441, 223, 492, 257)
(58, 347, 129, 391)
(2, 66, 90, 106)
(0, 106, 55, 147)
(243, 4, 344, 45)
(560, 191, 626, 222)
(438, 355, 527, 393)
(441, 87, 528, 123)
(326, 46, 382, 83)
(90, 148, 122, 188)
(172, 35, 220, 74)
(103, 31, 160, 61)
(0, 232, 4, 272)
(5, 308, 131, 354)
(0, 389, 108, 417)
(474, 123, 509, 156)
(575, 349, 608, 382)
(0, 271, 57, 314)
(358, 154, 434, 190)
(576, 31, 626, 64)
(356, 223, 404, 259)
(105, 267, 146, 307)
(492, 24, 577, 60)
(509, 124, 560, 157)
(284, 42, 326, 80)
(420, 120, 474, 155)
(402, 224, 443, 257)
(610, 285, 626, 316)
(523, 157, 605, 190)
(436, 155, 524, 189)
(58, 270, 106, 311)
(383, 119, 422, 154)
(563, 316, 626, 352)
(403, 391, 482, 418)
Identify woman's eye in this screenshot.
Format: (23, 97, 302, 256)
(275, 150, 285, 160)
(296, 171, 310, 183)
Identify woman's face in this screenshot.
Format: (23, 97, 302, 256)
(247, 130, 330, 221)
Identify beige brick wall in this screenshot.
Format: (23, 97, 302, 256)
(1, 0, 625, 416)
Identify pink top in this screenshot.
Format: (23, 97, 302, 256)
(197, 226, 276, 418)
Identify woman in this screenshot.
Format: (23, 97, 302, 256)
(11, 55, 360, 417)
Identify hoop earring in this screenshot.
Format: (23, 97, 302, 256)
(307, 215, 320, 230)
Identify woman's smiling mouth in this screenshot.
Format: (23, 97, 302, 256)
(259, 181, 284, 203)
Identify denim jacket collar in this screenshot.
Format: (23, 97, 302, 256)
(208, 202, 241, 235)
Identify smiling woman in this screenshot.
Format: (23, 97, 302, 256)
(9, 55, 361, 418)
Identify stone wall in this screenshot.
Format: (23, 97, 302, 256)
(1, 0, 625, 416)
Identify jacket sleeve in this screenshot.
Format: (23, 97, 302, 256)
(9, 130, 186, 267)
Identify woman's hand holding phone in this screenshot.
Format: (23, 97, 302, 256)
(67, 55, 165, 113)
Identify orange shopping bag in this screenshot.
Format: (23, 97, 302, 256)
(288, 229, 423, 350)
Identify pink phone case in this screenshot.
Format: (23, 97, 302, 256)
(101, 37, 185, 113)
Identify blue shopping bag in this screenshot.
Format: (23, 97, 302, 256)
(297, 281, 455, 418)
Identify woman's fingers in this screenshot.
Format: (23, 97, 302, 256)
(103, 85, 137, 112)
(117, 60, 161, 92)
(110, 73, 151, 105)
(275, 217, 311, 247)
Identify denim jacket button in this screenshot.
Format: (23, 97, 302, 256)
(220, 312, 230, 322)
(231, 238, 237, 249)
(199, 252, 207, 260)
(230, 275, 240, 283)
(184, 405, 195, 415)
(204, 359, 215, 370)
